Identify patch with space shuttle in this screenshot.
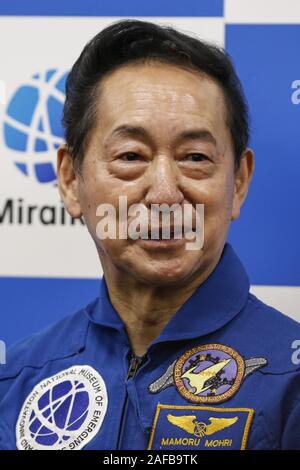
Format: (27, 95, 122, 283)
(148, 343, 267, 404)
(148, 404, 254, 450)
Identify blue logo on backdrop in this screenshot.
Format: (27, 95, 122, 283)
(3, 69, 68, 184)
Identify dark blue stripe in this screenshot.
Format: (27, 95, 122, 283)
(0, 0, 223, 17)
(0, 276, 99, 346)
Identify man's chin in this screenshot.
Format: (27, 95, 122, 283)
(128, 261, 200, 288)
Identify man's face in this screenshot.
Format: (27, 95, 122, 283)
(59, 62, 252, 286)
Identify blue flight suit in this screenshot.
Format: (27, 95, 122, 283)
(1, 243, 300, 450)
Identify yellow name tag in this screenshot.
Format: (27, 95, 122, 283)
(148, 404, 254, 450)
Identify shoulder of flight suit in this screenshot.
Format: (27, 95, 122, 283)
(0, 298, 100, 450)
(0, 298, 95, 398)
(237, 293, 300, 449)
(236, 292, 300, 374)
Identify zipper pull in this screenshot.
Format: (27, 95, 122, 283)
(126, 354, 144, 381)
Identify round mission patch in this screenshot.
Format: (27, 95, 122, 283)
(174, 343, 245, 404)
(16, 365, 108, 450)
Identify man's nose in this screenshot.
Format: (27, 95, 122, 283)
(144, 156, 184, 206)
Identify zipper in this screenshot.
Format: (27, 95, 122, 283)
(116, 352, 147, 449)
(126, 354, 145, 381)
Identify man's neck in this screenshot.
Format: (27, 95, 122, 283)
(100, 257, 220, 357)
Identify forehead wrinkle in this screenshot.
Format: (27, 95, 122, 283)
(95, 64, 230, 152)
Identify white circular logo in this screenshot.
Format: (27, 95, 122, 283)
(16, 365, 108, 450)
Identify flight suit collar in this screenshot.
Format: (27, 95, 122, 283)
(86, 243, 250, 344)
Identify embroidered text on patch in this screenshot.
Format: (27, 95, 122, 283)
(149, 343, 267, 404)
(16, 365, 108, 450)
(148, 404, 254, 450)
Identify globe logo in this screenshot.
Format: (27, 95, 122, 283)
(28, 379, 89, 447)
(2, 69, 68, 184)
(16, 365, 108, 450)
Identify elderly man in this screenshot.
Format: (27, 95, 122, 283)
(0, 20, 300, 451)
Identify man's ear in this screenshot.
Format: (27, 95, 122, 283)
(57, 144, 83, 218)
(231, 148, 255, 221)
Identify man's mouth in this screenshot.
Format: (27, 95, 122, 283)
(142, 226, 184, 240)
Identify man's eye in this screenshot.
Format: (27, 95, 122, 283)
(184, 153, 208, 162)
(119, 152, 141, 161)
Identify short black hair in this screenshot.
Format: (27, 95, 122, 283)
(62, 19, 249, 170)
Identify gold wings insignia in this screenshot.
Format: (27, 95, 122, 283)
(167, 414, 238, 437)
(167, 414, 197, 435)
(205, 417, 238, 436)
